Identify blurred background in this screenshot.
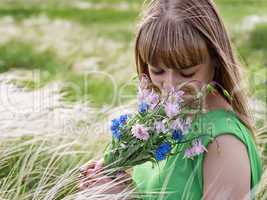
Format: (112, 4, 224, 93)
(0, 0, 266, 199)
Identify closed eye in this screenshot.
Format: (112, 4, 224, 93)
(180, 72, 195, 78)
(180, 65, 198, 78)
(150, 69, 165, 75)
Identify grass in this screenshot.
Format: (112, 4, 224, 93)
(0, 114, 266, 199)
(0, 40, 63, 74)
(0, 0, 265, 107)
(0, 134, 107, 199)
(0, 0, 266, 199)
(0, 40, 137, 107)
(249, 23, 267, 51)
(235, 22, 267, 103)
(0, 8, 139, 25)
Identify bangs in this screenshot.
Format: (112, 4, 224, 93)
(136, 18, 210, 70)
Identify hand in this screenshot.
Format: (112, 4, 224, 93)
(78, 159, 135, 194)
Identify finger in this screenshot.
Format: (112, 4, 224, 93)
(83, 159, 104, 175)
(81, 168, 99, 178)
(86, 166, 107, 179)
(94, 160, 104, 171)
(79, 172, 103, 185)
(79, 159, 105, 177)
(79, 160, 97, 174)
(78, 173, 86, 180)
(82, 176, 132, 194)
(114, 171, 133, 185)
(78, 182, 89, 191)
(83, 176, 113, 189)
(82, 172, 113, 184)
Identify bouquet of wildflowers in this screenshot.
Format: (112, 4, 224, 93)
(103, 75, 232, 176)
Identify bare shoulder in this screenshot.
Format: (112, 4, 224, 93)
(203, 134, 251, 200)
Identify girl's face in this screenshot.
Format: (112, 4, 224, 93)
(147, 55, 215, 93)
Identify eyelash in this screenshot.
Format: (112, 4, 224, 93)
(151, 70, 164, 75)
(151, 70, 195, 78)
(181, 72, 195, 78)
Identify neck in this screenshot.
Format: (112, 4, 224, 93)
(203, 89, 233, 112)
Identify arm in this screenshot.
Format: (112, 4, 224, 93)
(203, 134, 251, 200)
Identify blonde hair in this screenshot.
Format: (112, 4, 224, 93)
(134, 0, 256, 139)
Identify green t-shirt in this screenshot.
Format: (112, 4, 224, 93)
(132, 108, 263, 200)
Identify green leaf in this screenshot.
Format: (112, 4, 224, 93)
(206, 84, 215, 93)
(223, 89, 232, 100)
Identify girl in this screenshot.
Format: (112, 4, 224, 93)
(79, 0, 263, 199)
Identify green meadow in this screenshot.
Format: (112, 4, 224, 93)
(0, 0, 266, 199)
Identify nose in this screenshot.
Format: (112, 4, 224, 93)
(163, 69, 180, 91)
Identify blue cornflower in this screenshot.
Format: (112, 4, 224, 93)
(138, 102, 149, 113)
(172, 129, 184, 141)
(110, 118, 121, 140)
(119, 114, 128, 125)
(111, 118, 120, 130)
(155, 142, 172, 161)
(158, 142, 172, 154)
(112, 129, 122, 140)
(155, 151, 166, 161)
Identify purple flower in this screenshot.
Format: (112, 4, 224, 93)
(171, 118, 192, 134)
(146, 90, 160, 109)
(181, 117, 192, 134)
(165, 86, 185, 104)
(183, 139, 208, 159)
(164, 101, 180, 118)
(154, 121, 166, 134)
(170, 118, 183, 130)
(137, 88, 150, 103)
(131, 124, 150, 140)
(184, 147, 195, 159)
(192, 139, 208, 155)
(172, 90, 185, 103)
(138, 88, 160, 111)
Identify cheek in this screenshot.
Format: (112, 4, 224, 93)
(149, 73, 163, 88)
(194, 66, 214, 84)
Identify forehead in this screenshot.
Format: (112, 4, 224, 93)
(148, 60, 210, 70)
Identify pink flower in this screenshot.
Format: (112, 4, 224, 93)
(131, 124, 150, 140)
(183, 117, 192, 134)
(154, 121, 166, 134)
(172, 90, 185, 103)
(146, 90, 160, 109)
(183, 139, 208, 159)
(170, 118, 183, 130)
(184, 148, 195, 159)
(171, 117, 192, 134)
(137, 88, 150, 103)
(164, 101, 180, 118)
(138, 88, 160, 110)
(165, 86, 185, 104)
(192, 139, 208, 155)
